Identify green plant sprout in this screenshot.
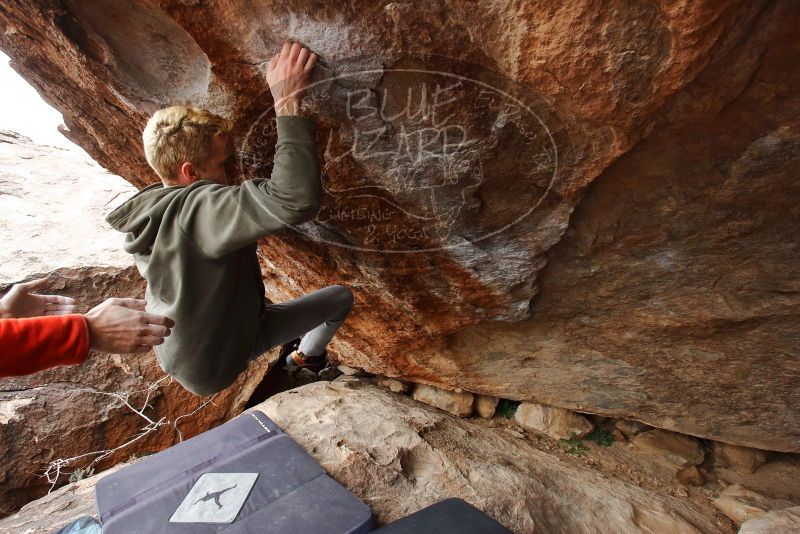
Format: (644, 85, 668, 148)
(586, 427, 615, 447)
(559, 435, 589, 456)
(69, 465, 95, 483)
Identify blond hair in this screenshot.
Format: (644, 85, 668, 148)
(142, 106, 233, 183)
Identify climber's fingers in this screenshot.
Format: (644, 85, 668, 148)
(280, 41, 292, 61)
(304, 53, 318, 72)
(142, 312, 175, 329)
(44, 294, 77, 306)
(297, 46, 309, 68)
(140, 324, 171, 338)
(288, 41, 302, 63)
(43, 298, 78, 315)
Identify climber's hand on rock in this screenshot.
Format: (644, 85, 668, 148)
(84, 298, 175, 354)
(0, 277, 77, 319)
(266, 40, 318, 116)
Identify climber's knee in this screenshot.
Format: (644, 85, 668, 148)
(331, 284, 354, 313)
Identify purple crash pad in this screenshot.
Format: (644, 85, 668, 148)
(95, 410, 372, 534)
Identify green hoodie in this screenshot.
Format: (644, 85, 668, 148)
(106, 115, 321, 396)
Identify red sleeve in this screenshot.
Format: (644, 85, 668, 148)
(0, 315, 90, 377)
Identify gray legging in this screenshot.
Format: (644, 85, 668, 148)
(248, 284, 354, 361)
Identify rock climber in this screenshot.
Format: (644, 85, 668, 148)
(106, 40, 354, 396)
(0, 277, 175, 377)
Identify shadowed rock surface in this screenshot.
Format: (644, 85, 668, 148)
(0, 0, 797, 454)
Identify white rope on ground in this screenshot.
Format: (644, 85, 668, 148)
(40, 375, 219, 493)
(173, 394, 219, 443)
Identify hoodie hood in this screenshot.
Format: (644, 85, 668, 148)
(105, 182, 185, 255)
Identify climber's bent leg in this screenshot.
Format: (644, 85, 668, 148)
(248, 284, 353, 361)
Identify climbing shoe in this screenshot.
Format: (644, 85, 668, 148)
(277, 337, 301, 368)
(285, 348, 328, 373)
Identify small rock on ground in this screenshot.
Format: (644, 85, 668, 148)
(338, 365, 367, 376)
(712, 442, 767, 474)
(632, 428, 705, 467)
(411, 383, 474, 417)
(318, 366, 342, 381)
(614, 419, 651, 439)
(676, 465, 705, 486)
(514, 402, 594, 440)
(738, 506, 800, 533)
(378, 377, 410, 394)
(475, 395, 499, 418)
(713, 484, 797, 525)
